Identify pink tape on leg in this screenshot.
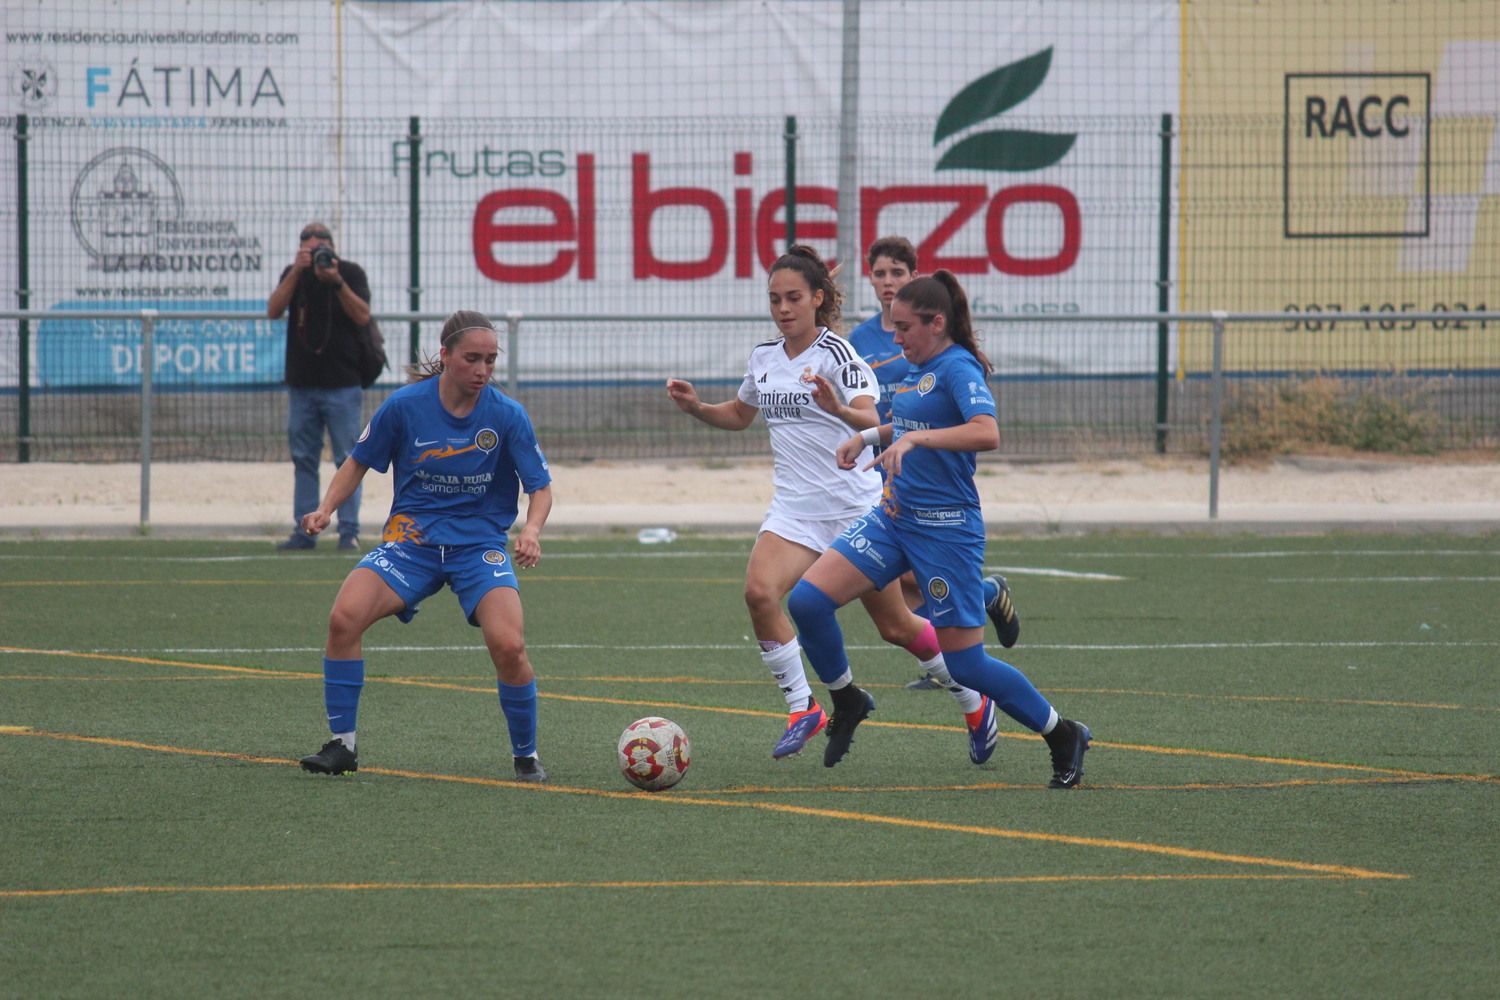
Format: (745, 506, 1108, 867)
(904, 620, 941, 662)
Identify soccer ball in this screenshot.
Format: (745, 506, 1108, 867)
(617, 716, 691, 792)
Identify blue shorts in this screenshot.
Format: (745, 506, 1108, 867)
(830, 505, 988, 629)
(356, 540, 517, 627)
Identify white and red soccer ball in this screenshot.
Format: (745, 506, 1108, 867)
(617, 716, 691, 791)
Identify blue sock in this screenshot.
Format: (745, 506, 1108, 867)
(786, 580, 849, 685)
(942, 643, 1052, 732)
(498, 679, 538, 758)
(981, 576, 1000, 607)
(323, 657, 364, 735)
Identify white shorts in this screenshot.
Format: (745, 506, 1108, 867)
(758, 509, 857, 553)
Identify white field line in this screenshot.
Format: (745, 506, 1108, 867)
(5, 547, 1494, 564)
(0, 553, 1123, 580)
(33, 639, 1500, 657)
(991, 566, 1124, 580)
(1268, 576, 1500, 583)
(1040, 550, 1500, 559)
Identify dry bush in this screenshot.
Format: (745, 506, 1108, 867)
(1219, 375, 1440, 461)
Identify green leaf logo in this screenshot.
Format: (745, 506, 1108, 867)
(937, 131, 1077, 172)
(933, 47, 1076, 172)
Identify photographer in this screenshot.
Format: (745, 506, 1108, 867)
(267, 221, 373, 552)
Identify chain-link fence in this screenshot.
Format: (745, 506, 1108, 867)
(3, 1, 1497, 464)
(5, 308, 1495, 465)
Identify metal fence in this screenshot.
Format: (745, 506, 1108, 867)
(3, 308, 1496, 521)
(5, 2, 1498, 478)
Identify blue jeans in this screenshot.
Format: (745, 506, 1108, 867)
(288, 385, 364, 540)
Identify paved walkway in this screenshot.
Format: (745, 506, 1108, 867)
(3, 457, 1496, 538)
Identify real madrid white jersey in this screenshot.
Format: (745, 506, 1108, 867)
(736, 327, 881, 521)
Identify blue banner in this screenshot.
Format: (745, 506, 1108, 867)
(38, 300, 283, 387)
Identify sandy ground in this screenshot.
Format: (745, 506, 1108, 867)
(1, 454, 1496, 537)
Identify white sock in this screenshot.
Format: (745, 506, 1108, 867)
(335, 731, 356, 751)
(760, 639, 813, 710)
(825, 670, 853, 691)
(1040, 707, 1060, 735)
(921, 655, 982, 714)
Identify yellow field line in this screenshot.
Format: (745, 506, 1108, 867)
(682, 775, 1474, 794)
(0, 574, 741, 587)
(9, 652, 1490, 715)
(1096, 738, 1497, 783)
(0, 726, 1406, 881)
(1046, 686, 1492, 713)
(0, 647, 296, 677)
(1, 872, 1360, 900)
(0, 674, 286, 684)
(4, 646, 1493, 783)
(0, 580, 334, 587)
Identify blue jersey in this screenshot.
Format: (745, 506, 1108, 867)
(883, 345, 996, 523)
(847, 314, 914, 425)
(352, 378, 551, 546)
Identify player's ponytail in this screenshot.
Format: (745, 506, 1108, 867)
(408, 309, 497, 382)
(895, 272, 992, 376)
(770, 244, 843, 331)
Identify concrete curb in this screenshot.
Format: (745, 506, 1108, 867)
(4, 516, 1497, 540)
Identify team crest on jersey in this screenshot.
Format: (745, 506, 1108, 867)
(483, 549, 507, 566)
(799, 366, 815, 384)
(927, 576, 951, 602)
(475, 428, 499, 452)
(917, 373, 937, 395)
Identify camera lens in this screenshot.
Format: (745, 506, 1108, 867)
(312, 247, 335, 269)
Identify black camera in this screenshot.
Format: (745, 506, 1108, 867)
(312, 246, 336, 270)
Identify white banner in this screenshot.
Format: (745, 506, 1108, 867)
(1, 0, 1180, 385)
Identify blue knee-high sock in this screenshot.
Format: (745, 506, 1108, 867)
(786, 580, 849, 685)
(323, 657, 364, 735)
(498, 679, 538, 758)
(942, 643, 1052, 732)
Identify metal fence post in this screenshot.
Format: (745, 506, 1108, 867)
(505, 311, 521, 394)
(139, 310, 158, 531)
(1155, 113, 1173, 454)
(407, 115, 422, 367)
(783, 115, 798, 248)
(1208, 311, 1225, 520)
(835, 0, 860, 296)
(15, 113, 30, 463)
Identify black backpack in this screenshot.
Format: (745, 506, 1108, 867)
(356, 318, 388, 388)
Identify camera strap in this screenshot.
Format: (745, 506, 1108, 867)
(293, 271, 337, 356)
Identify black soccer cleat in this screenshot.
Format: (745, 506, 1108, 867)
(300, 738, 357, 775)
(823, 686, 876, 768)
(984, 575, 1021, 648)
(513, 755, 548, 783)
(1044, 719, 1091, 789)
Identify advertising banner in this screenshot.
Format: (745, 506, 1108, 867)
(2, 4, 325, 386)
(1, 1, 1180, 385)
(1179, 0, 1500, 372)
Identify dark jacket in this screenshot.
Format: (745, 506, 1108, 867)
(281, 258, 372, 389)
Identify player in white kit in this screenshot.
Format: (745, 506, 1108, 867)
(667, 246, 998, 766)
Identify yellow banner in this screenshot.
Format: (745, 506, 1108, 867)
(1180, 0, 1499, 371)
